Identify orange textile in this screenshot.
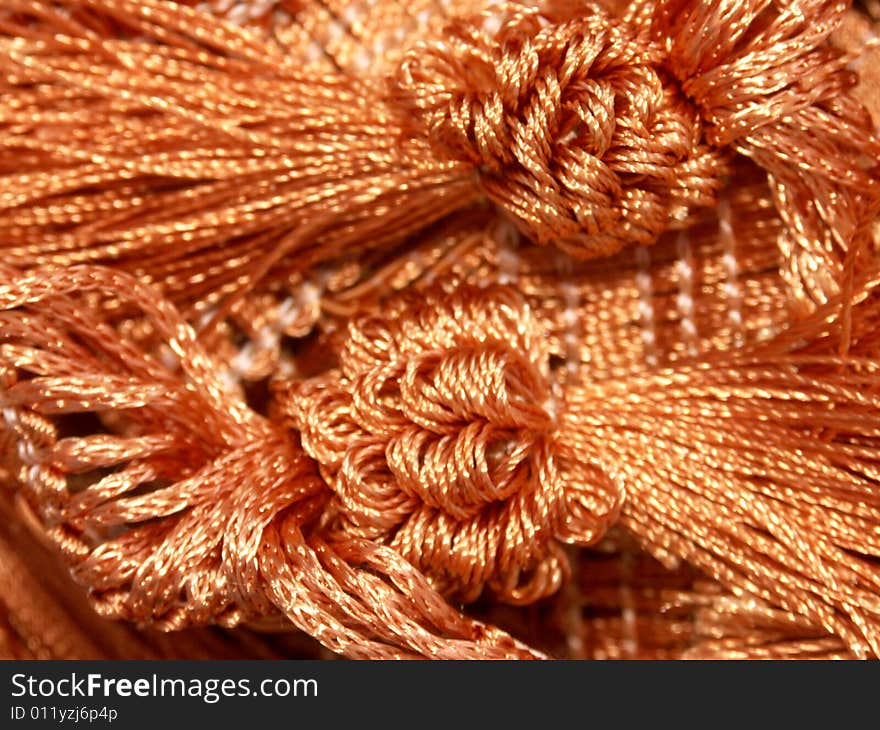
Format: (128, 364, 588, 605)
(1, 0, 879, 659)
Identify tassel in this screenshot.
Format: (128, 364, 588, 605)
(1, 0, 880, 659)
(7, 263, 880, 657)
(0, 264, 539, 658)
(277, 273, 880, 657)
(562, 276, 880, 657)
(0, 0, 875, 314)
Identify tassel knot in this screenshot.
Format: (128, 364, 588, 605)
(394, 3, 727, 258)
(280, 285, 622, 604)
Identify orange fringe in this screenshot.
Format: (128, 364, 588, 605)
(1, 0, 880, 659)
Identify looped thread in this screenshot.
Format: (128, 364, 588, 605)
(1, 0, 880, 660)
(631, 0, 880, 308)
(395, 2, 728, 258)
(281, 285, 622, 604)
(0, 264, 540, 658)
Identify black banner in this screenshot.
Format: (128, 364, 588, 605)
(0, 660, 870, 728)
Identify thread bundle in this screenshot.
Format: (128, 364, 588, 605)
(1, 0, 880, 659)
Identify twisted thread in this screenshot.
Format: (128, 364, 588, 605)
(0, 0, 875, 311)
(1, 0, 880, 660)
(280, 286, 621, 604)
(395, 3, 727, 257)
(0, 264, 540, 657)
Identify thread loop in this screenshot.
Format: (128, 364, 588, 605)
(282, 286, 622, 603)
(395, 3, 726, 258)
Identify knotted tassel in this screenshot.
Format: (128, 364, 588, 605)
(0, 264, 540, 658)
(5, 244, 880, 658)
(275, 274, 880, 657)
(0, 0, 875, 316)
(2, 0, 880, 660)
(278, 285, 622, 605)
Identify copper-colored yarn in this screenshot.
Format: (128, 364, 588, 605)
(1, 0, 880, 660)
(394, 3, 728, 257)
(281, 284, 621, 605)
